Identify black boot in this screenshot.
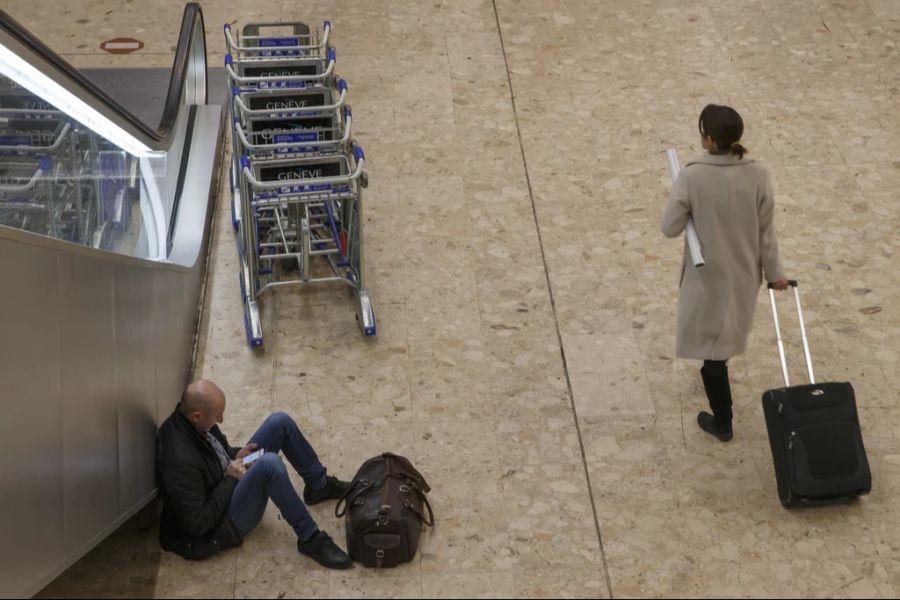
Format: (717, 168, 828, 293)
(304, 475, 351, 506)
(697, 411, 733, 442)
(297, 530, 353, 569)
(699, 360, 734, 442)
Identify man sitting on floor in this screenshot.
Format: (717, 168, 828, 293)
(157, 379, 352, 569)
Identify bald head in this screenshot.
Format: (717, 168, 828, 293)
(179, 380, 226, 432)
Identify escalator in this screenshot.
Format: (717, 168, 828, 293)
(0, 5, 224, 597)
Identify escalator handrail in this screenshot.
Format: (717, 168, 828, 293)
(0, 3, 207, 149)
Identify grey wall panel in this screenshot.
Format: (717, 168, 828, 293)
(154, 268, 187, 426)
(0, 102, 222, 598)
(0, 240, 64, 597)
(59, 253, 119, 555)
(114, 264, 157, 512)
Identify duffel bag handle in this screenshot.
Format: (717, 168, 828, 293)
(401, 485, 435, 527)
(403, 496, 434, 527)
(383, 453, 431, 492)
(335, 479, 372, 518)
(385, 471, 431, 494)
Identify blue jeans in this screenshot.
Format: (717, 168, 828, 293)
(227, 412, 327, 541)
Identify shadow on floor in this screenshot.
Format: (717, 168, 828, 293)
(36, 500, 162, 599)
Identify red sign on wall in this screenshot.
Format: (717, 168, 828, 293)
(100, 38, 144, 54)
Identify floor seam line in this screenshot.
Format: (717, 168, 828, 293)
(490, 2, 614, 597)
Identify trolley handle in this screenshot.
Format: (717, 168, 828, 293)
(225, 58, 336, 85)
(224, 21, 331, 54)
(664, 148, 705, 267)
(234, 114, 352, 151)
(768, 280, 815, 387)
(233, 83, 347, 116)
(0, 108, 66, 118)
(241, 147, 366, 190)
(0, 122, 71, 153)
(0, 156, 51, 192)
(225, 47, 336, 65)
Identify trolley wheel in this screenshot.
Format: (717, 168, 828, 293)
(243, 302, 263, 348)
(356, 289, 376, 337)
(230, 182, 240, 231)
(239, 273, 263, 348)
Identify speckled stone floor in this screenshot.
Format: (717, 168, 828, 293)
(19, 0, 900, 597)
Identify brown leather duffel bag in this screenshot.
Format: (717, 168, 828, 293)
(335, 453, 434, 567)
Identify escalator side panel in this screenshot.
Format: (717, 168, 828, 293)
(0, 239, 64, 598)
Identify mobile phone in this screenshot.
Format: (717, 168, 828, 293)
(242, 448, 265, 466)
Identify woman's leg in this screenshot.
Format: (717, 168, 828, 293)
(701, 359, 733, 430)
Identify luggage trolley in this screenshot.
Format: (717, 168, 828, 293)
(225, 42, 336, 92)
(226, 49, 342, 170)
(224, 20, 332, 62)
(0, 81, 138, 250)
(230, 101, 353, 230)
(224, 20, 334, 212)
(0, 108, 88, 243)
(236, 144, 374, 346)
(234, 103, 352, 163)
(229, 76, 349, 229)
(0, 156, 57, 236)
(225, 19, 376, 346)
(231, 79, 349, 155)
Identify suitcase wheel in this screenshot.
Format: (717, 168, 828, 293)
(779, 484, 796, 508)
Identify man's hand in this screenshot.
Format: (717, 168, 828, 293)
(770, 278, 790, 291)
(225, 459, 247, 480)
(235, 443, 258, 460)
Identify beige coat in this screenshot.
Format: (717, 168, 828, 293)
(661, 153, 784, 360)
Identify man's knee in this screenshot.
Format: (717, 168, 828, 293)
(255, 452, 287, 477)
(267, 411, 297, 430)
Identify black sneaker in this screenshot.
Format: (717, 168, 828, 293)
(697, 411, 733, 442)
(297, 530, 353, 569)
(304, 475, 351, 506)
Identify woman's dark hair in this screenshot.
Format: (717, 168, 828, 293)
(698, 104, 747, 159)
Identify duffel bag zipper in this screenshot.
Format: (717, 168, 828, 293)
(788, 431, 796, 451)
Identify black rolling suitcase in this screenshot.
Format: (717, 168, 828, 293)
(762, 281, 872, 507)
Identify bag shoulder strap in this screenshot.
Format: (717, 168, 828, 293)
(335, 479, 373, 518)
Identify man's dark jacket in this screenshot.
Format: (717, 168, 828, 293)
(157, 406, 243, 560)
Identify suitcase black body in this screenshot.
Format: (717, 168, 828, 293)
(762, 281, 872, 507)
(762, 382, 871, 506)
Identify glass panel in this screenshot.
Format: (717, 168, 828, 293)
(0, 72, 167, 259)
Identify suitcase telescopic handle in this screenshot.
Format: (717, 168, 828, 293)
(768, 280, 815, 387)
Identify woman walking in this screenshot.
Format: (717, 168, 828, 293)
(662, 104, 789, 441)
